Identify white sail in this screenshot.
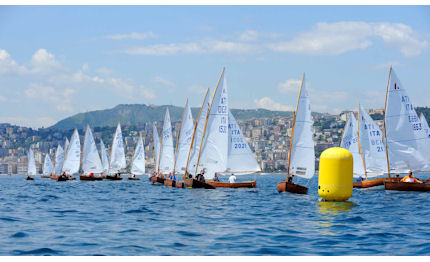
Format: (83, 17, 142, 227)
(109, 122, 127, 174)
(82, 125, 104, 174)
(358, 106, 388, 177)
(340, 113, 365, 177)
(288, 75, 315, 179)
(187, 88, 211, 175)
(227, 110, 261, 174)
(153, 123, 160, 172)
(158, 108, 175, 174)
(131, 135, 146, 175)
(43, 154, 54, 176)
(384, 68, 427, 173)
(418, 114, 430, 171)
(64, 137, 70, 155)
(100, 139, 109, 174)
(54, 145, 64, 175)
(27, 148, 37, 176)
(61, 129, 81, 175)
(197, 69, 229, 180)
(174, 100, 194, 174)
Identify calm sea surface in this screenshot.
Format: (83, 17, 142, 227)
(1, 174, 430, 256)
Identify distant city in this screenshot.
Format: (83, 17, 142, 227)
(1, 106, 429, 175)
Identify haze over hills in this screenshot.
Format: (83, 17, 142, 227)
(49, 104, 298, 131)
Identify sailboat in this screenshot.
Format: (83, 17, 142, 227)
(152, 108, 174, 184)
(80, 125, 104, 181)
(165, 100, 194, 187)
(278, 73, 315, 194)
(383, 67, 430, 191)
(186, 68, 229, 189)
(100, 138, 109, 176)
(149, 122, 164, 183)
(106, 122, 126, 180)
(41, 153, 54, 178)
(26, 148, 36, 180)
(128, 134, 145, 180)
(51, 144, 64, 180)
(206, 110, 262, 188)
(58, 129, 80, 181)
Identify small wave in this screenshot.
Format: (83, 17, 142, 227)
(177, 230, 202, 237)
(13, 247, 60, 255)
(119, 229, 139, 233)
(10, 232, 28, 238)
(0, 217, 19, 222)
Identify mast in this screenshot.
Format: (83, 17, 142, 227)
(157, 109, 165, 174)
(153, 122, 158, 174)
(356, 104, 368, 180)
(382, 66, 392, 177)
(173, 99, 188, 174)
(286, 72, 305, 180)
(194, 67, 225, 177)
(184, 88, 209, 180)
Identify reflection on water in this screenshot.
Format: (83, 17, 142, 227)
(316, 201, 356, 236)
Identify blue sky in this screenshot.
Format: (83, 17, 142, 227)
(0, 5, 429, 128)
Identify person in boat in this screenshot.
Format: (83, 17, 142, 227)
(114, 172, 121, 178)
(132, 174, 136, 178)
(228, 173, 237, 184)
(213, 173, 220, 182)
(357, 176, 364, 182)
(60, 172, 68, 180)
(287, 174, 294, 183)
(401, 171, 423, 183)
(196, 169, 206, 182)
(89, 173, 94, 177)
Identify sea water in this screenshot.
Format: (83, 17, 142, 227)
(0, 174, 430, 256)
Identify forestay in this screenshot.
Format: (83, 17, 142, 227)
(109, 123, 126, 174)
(288, 76, 315, 179)
(131, 135, 146, 175)
(226, 110, 261, 174)
(174, 101, 194, 174)
(43, 154, 54, 176)
(27, 148, 37, 176)
(54, 145, 64, 175)
(158, 108, 175, 174)
(187, 88, 210, 176)
(100, 139, 109, 174)
(197, 69, 228, 180)
(82, 125, 104, 174)
(384, 68, 427, 173)
(62, 129, 81, 175)
(153, 123, 160, 172)
(340, 113, 365, 176)
(358, 106, 388, 176)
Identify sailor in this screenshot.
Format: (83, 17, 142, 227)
(132, 174, 136, 178)
(196, 169, 206, 182)
(357, 176, 364, 182)
(213, 173, 220, 182)
(401, 171, 423, 183)
(228, 173, 237, 184)
(287, 174, 294, 183)
(89, 173, 94, 177)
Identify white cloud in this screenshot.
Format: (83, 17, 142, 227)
(30, 49, 62, 73)
(153, 76, 176, 87)
(188, 85, 206, 94)
(0, 49, 27, 74)
(254, 97, 294, 111)
(373, 61, 401, 70)
(0, 95, 6, 102)
(24, 83, 76, 112)
(278, 79, 302, 94)
(105, 32, 157, 40)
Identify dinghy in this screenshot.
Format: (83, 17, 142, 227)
(58, 129, 80, 181)
(207, 111, 261, 188)
(128, 135, 145, 181)
(51, 144, 64, 180)
(41, 153, 54, 178)
(80, 125, 104, 181)
(26, 148, 36, 180)
(384, 180, 430, 192)
(153, 108, 174, 184)
(100, 139, 109, 178)
(278, 73, 315, 194)
(149, 122, 163, 183)
(106, 122, 126, 180)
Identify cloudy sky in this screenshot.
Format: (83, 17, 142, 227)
(0, 5, 429, 128)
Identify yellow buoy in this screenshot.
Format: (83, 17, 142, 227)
(318, 147, 353, 201)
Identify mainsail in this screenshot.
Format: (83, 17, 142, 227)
(109, 122, 126, 174)
(340, 113, 365, 176)
(131, 135, 146, 175)
(186, 88, 210, 176)
(64, 137, 70, 155)
(384, 68, 427, 173)
(54, 145, 64, 175)
(174, 100, 194, 174)
(61, 129, 81, 175)
(27, 148, 37, 176)
(196, 68, 229, 180)
(226, 110, 261, 174)
(100, 139, 109, 174)
(153, 123, 160, 172)
(358, 106, 388, 176)
(288, 74, 315, 179)
(158, 108, 174, 174)
(43, 154, 54, 176)
(82, 125, 104, 174)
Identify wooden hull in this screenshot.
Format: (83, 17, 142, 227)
(277, 181, 308, 194)
(50, 175, 58, 180)
(149, 176, 165, 184)
(353, 177, 401, 188)
(206, 181, 257, 188)
(385, 181, 430, 192)
(105, 176, 123, 180)
(80, 176, 103, 181)
(184, 178, 216, 189)
(57, 176, 69, 182)
(41, 175, 51, 178)
(25, 176, 34, 181)
(175, 181, 184, 188)
(126, 177, 141, 180)
(164, 179, 176, 187)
